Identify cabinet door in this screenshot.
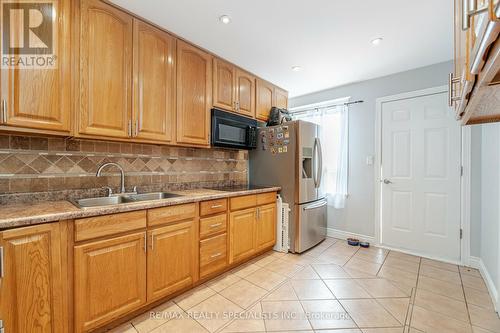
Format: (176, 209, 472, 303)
(453, 0, 474, 115)
(229, 208, 256, 263)
(256, 79, 274, 121)
(133, 19, 176, 143)
(255, 203, 277, 251)
(236, 69, 256, 118)
(274, 87, 289, 110)
(213, 58, 236, 111)
(0, 223, 67, 333)
(147, 220, 198, 302)
(74, 232, 146, 333)
(0, 0, 71, 133)
(176, 40, 212, 146)
(79, 0, 133, 139)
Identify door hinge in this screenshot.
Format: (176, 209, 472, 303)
(0, 246, 4, 278)
(0, 318, 4, 333)
(460, 228, 463, 239)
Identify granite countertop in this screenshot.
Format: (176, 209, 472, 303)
(0, 186, 280, 230)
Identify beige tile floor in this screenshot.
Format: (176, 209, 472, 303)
(110, 237, 500, 333)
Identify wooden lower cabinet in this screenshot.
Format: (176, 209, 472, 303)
(0, 223, 68, 333)
(229, 193, 277, 264)
(0, 193, 277, 332)
(147, 220, 198, 302)
(200, 233, 227, 278)
(229, 208, 257, 264)
(74, 232, 147, 332)
(256, 203, 277, 251)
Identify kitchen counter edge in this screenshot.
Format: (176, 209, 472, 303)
(0, 187, 281, 230)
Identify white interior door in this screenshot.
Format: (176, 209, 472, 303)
(381, 90, 461, 262)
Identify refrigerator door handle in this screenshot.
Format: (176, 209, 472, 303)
(316, 137, 323, 188)
(303, 199, 327, 211)
(313, 138, 318, 188)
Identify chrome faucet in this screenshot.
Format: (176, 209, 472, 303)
(96, 162, 126, 195)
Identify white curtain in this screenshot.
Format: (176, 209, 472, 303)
(293, 103, 349, 209)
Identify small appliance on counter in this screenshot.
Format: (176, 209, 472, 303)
(249, 120, 327, 253)
(211, 109, 258, 150)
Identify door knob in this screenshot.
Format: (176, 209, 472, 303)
(383, 179, 393, 184)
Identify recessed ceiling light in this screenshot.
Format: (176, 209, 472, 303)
(371, 37, 383, 46)
(219, 15, 231, 24)
(291, 66, 302, 72)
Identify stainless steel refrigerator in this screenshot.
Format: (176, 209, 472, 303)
(249, 120, 327, 253)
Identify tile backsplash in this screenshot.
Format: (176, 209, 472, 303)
(0, 134, 248, 204)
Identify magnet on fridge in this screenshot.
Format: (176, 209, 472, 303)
(271, 148, 276, 154)
(283, 146, 287, 153)
(278, 147, 283, 153)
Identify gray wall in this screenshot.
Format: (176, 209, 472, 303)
(478, 123, 500, 308)
(470, 125, 483, 257)
(290, 61, 453, 236)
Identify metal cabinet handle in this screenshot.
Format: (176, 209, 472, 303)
(211, 204, 223, 209)
(209, 222, 222, 228)
(1, 100, 6, 124)
(0, 247, 4, 278)
(462, 0, 490, 30)
(448, 73, 462, 107)
(210, 252, 222, 258)
(383, 179, 393, 184)
(128, 120, 132, 137)
(150, 234, 154, 251)
(134, 120, 139, 137)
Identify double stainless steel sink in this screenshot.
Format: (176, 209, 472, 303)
(71, 192, 183, 209)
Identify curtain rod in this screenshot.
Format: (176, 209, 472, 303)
(290, 100, 364, 115)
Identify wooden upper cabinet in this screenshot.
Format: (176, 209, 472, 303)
(0, 223, 68, 333)
(133, 19, 176, 143)
(256, 79, 274, 121)
(78, 0, 133, 139)
(147, 220, 197, 302)
(176, 40, 212, 146)
(213, 58, 236, 111)
(255, 203, 277, 251)
(74, 232, 147, 333)
(0, 0, 71, 133)
(236, 69, 256, 118)
(274, 87, 289, 110)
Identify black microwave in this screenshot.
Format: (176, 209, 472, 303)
(211, 109, 258, 150)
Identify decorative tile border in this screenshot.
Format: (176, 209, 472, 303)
(0, 134, 248, 196)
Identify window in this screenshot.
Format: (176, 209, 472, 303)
(291, 98, 349, 208)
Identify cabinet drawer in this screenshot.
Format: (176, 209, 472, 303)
(200, 214, 227, 239)
(75, 210, 146, 242)
(200, 198, 227, 216)
(230, 195, 257, 211)
(148, 203, 197, 227)
(200, 233, 227, 278)
(257, 192, 276, 205)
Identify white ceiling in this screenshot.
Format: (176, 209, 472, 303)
(110, 0, 453, 98)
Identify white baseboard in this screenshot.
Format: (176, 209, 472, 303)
(326, 228, 376, 244)
(469, 256, 499, 313)
(469, 256, 481, 269)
